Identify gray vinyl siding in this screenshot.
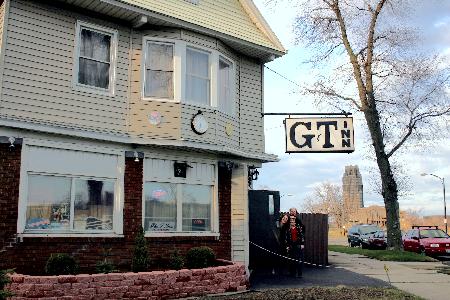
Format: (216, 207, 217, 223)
(0, 0, 129, 134)
(0, 0, 266, 156)
(239, 58, 264, 152)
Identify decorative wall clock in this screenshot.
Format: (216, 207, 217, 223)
(191, 111, 208, 135)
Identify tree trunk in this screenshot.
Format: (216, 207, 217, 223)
(363, 94, 402, 249)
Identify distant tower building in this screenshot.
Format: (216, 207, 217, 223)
(342, 165, 364, 213)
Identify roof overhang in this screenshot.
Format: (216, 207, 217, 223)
(53, 0, 285, 62)
(1, 121, 279, 163)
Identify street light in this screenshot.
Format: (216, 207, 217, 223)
(421, 173, 447, 233)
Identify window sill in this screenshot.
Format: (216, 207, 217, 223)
(72, 83, 115, 97)
(145, 232, 220, 238)
(142, 97, 179, 103)
(18, 233, 124, 238)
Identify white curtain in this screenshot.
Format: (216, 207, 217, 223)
(145, 42, 174, 98)
(78, 28, 111, 89)
(218, 58, 232, 114)
(186, 48, 210, 105)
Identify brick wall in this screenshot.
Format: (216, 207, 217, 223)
(0, 154, 233, 275)
(7, 261, 248, 299)
(0, 143, 21, 251)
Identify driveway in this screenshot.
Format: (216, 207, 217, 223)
(250, 251, 450, 300)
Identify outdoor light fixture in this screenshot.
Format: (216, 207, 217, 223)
(8, 136, 15, 150)
(248, 166, 259, 186)
(174, 162, 192, 178)
(421, 173, 447, 233)
(134, 151, 139, 162)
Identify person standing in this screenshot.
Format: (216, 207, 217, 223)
(285, 209, 305, 277)
(275, 212, 290, 275)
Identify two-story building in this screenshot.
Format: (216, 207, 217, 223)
(0, 0, 284, 274)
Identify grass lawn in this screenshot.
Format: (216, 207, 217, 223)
(329, 245, 437, 262)
(200, 287, 424, 300)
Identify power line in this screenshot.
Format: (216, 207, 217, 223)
(264, 65, 302, 89)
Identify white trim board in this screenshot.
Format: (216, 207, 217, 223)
(0, 121, 278, 162)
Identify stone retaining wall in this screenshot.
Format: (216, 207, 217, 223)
(7, 261, 248, 299)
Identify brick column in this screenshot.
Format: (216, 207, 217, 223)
(218, 165, 232, 260)
(123, 157, 143, 241)
(0, 143, 22, 250)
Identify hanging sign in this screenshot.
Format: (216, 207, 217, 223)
(285, 117, 355, 153)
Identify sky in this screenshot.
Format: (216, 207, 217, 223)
(252, 0, 450, 216)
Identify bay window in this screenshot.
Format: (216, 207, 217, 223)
(142, 37, 234, 115)
(74, 21, 117, 94)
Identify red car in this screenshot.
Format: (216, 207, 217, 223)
(402, 226, 450, 257)
(367, 231, 387, 249)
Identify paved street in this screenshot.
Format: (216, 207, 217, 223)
(250, 251, 450, 300)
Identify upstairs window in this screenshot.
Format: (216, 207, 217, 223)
(74, 22, 117, 94)
(218, 56, 233, 114)
(186, 47, 210, 105)
(142, 38, 235, 116)
(144, 42, 174, 99)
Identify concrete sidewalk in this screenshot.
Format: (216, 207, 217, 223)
(329, 251, 450, 300)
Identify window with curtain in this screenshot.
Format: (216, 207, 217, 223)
(75, 23, 116, 92)
(186, 47, 210, 105)
(25, 174, 115, 232)
(141, 38, 235, 113)
(218, 57, 233, 114)
(144, 42, 174, 99)
(143, 182, 212, 233)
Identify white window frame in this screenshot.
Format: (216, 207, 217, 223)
(17, 141, 125, 237)
(185, 46, 213, 107)
(73, 21, 118, 96)
(141, 37, 235, 116)
(142, 37, 184, 103)
(142, 158, 219, 237)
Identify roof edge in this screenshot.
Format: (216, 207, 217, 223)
(101, 0, 285, 58)
(238, 0, 286, 53)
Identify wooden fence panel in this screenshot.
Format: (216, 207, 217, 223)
(301, 213, 328, 267)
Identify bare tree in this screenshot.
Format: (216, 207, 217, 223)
(273, 0, 450, 249)
(303, 182, 349, 228)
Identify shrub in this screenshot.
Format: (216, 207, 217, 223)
(168, 250, 184, 270)
(95, 247, 117, 274)
(95, 260, 117, 274)
(45, 253, 79, 275)
(185, 246, 215, 269)
(0, 269, 14, 300)
(132, 227, 149, 272)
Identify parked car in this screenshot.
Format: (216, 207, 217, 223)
(367, 230, 387, 249)
(348, 224, 383, 248)
(402, 226, 450, 257)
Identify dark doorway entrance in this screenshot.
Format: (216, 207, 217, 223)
(248, 190, 280, 271)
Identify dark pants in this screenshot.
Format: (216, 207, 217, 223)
(287, 244, 303, 276)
